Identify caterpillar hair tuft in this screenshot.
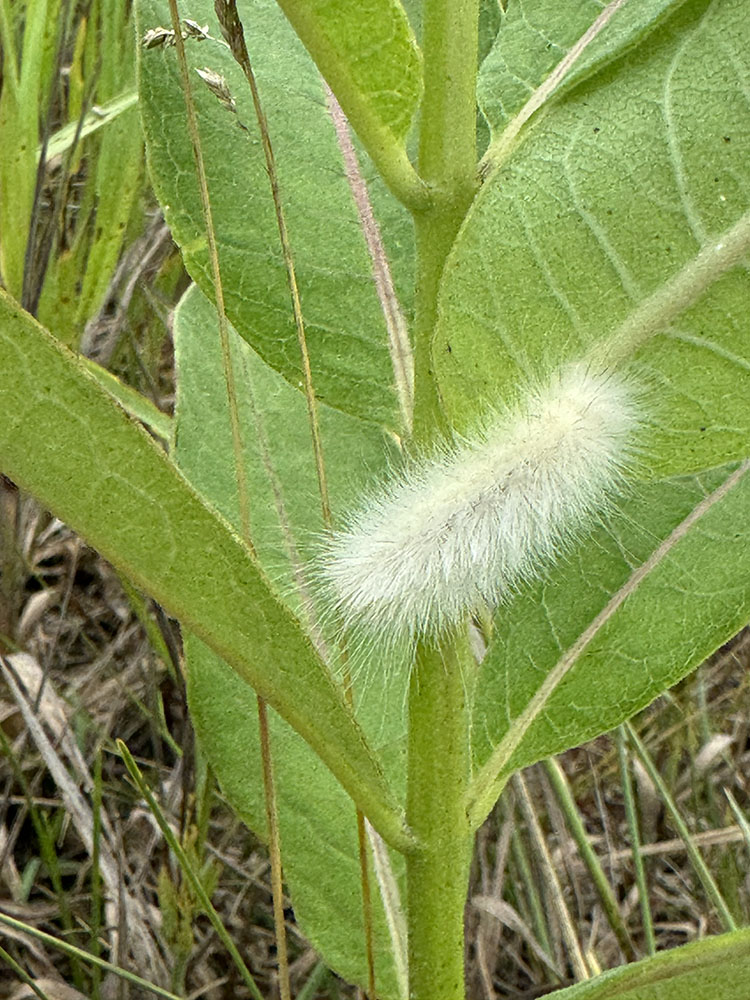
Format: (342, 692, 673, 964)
(316, 363, 640, 648)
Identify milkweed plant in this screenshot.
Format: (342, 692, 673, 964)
(1, 0, 750, 997)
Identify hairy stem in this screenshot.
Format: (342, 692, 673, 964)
(412, 0, 480, 442)
(405, 4, 479, 998)
(406, 632, 474, 1000)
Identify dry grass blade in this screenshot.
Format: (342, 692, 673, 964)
(513, 771, 590, 981)
(0, 653, 164, 980)
(7, 975, 88, 1000)
(472, 809, 513, 999)
(366, 821, 408, 1000)
(543, 756, 636, 960)
(627, 723, 738, 932)
(472, 895, 563, 978)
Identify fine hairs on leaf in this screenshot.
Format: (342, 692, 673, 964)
(316, 362, 640, 649)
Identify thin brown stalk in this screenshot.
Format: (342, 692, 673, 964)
(167, 10, 292, 998)
(214, 4, 377, 995)
(258, 698, 292, 1000)
(214, 0, 331, 523)
(167, 0, 251, 542)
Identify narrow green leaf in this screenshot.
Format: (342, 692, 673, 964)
(0, 911, 183, 1000)
(74, 103, 143, 329)
(436, 0, 750, 478)
(541, 927, 750, 999)
(0, 290, 410, 853)
(80, 358, 173, 444)
(187, 639, 406, 999)
(136, 0, 411, 428)
(118, 741, 265, 1000)
(468, 464, 750, 828)
(0, 0, 55, 297)
(40, 89, 138, 162)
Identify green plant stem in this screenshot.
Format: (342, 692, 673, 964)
(404, 6, 479, 997)
(405, 630, 473, 1000)
(272, 0, 428, 212)
(419, 0, 479, 203)
(411, 0, 479, 441)
(412, 211, 466, 439)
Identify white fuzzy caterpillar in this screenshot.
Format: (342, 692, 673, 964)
(318, 364, 639, 647)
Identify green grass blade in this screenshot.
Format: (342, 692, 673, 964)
(0, 944, 52, 1000)
(0, 911, 181, 1000)
(543, 757, 635, 961)
(118, 741, 265, 1000)
(724, 788, 750, 853)
(616, 727, 655, 956)
(41, 89, 138, 161)
(626, 722, 736, 933)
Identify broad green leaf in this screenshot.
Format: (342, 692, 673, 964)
(136, 0, 412, 428)
(477, 0, 502, 67)
(173, 284, 397, 588)
(478, 0, 684, 137)
(0, 290, 410, 853)
(468, 462, 750, 827)
(436, 0, 750, 479)
(274, 0, 421, 142)
(544, 928, 750, 1000)
(174, 285, 408, 996)
(187, 639, 407, 1000)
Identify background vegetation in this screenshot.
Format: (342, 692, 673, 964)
(0, 1, 748, 998)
